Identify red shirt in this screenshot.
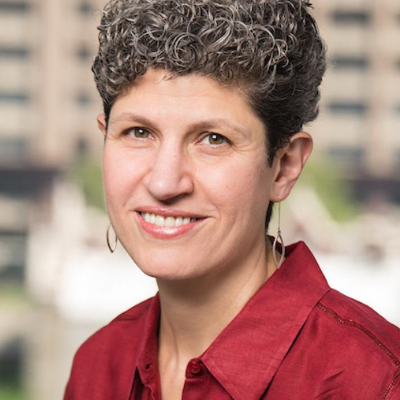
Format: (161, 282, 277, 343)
(65, 242, 400, 399)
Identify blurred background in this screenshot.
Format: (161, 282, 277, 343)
(0, 0, 400, 398)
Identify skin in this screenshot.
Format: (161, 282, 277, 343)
(98, 68, 312, 400)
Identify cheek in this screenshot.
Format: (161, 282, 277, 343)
(102, 147, 140, 209)
(202, 159, 271, 214)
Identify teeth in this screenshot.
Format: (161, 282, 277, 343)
(141, 213, 197, 227)
(155, 215, 164, 226)
(165, 217, 175, 227)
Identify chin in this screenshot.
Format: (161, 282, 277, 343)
(128, 250, 203, 281)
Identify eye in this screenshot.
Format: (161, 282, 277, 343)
(124, 127, 152, 139)
(202, 133, 228, 146)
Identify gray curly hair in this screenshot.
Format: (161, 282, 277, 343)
(93, 0, 326, 160)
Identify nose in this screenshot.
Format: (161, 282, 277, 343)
(144, 142, 194, 201)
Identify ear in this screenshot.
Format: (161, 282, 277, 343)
(97, 113, 107, 137)
(270, 132, 313, 202)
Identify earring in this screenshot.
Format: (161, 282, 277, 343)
(106, 222, 118, 253)
(272, 202, 285, 268)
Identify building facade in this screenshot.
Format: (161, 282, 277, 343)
(312, 0, 400, 201)
(0, 0, 101, 282)
(1, 1, 400, 399)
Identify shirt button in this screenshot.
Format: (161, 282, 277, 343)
(188, 359, 202, 375)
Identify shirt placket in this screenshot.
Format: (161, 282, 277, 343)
(133, 357, 161, 400)
(181, 358, 211, 400)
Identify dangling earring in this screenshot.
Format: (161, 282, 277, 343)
(106, 222, 118, 253)
(272, 202, 285, 268)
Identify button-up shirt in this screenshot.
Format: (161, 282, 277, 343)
(65, 242, 400, 399)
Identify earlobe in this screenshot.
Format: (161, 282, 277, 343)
(97, 114, 107, 137)
(270, 132, 313, 202)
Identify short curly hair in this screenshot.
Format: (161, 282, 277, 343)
(93, 0, 326, 160)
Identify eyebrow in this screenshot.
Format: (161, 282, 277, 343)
(108, 111, 250, 137)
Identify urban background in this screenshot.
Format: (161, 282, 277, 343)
(1, 0, 400, 399)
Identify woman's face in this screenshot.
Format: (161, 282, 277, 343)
(102, 69, 280, 281)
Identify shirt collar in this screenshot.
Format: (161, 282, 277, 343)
(201, 241, 330, 400)
(135, 241, 330, 400)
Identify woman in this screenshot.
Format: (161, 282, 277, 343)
(65, 0, 400, 399)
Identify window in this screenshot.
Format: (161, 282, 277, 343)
(0, 93, 29, 103)
(76, 138, 89, 157)
(328, 146, 364, 166)
(327, 101, 368, 115)
(0, 46, 30, 59)
(0, 336, 25, 389)
(331, 10, 371, 25)
(78, 1, 93, 17)
(76, 92, 91, 105)
(0, 1, 31, 13)
(331, 56, 369, 70)
(0, 137, 30, 165)
(76, 44, 92, 62)
(0, 234, 26, 282)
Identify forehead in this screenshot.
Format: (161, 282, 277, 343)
(128, 68, 250, 104)
(110, 69, 265, 133)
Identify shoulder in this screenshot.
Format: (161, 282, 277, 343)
(64, 297, 155, 399)
(311, 289, 400, 398)
(75, 296, 153, 359)
(318, 289, 400, 358)
(273, 288, 400, 399)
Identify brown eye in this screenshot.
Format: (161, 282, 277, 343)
(203, 133, 227, 146)
(127, 127, 151, 139)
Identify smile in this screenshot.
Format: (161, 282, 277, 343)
(140, 212, 197, 228)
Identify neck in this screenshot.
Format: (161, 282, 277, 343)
(157, 240, 277, 365)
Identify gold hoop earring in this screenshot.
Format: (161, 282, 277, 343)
(106, 222, 118, 253)
(272, 202, 285, 268)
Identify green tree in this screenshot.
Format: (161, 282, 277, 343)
(297, 158, 359, 222)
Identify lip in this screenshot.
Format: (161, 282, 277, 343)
(135, 207, 206, 239)
(136, 206, 204, 219)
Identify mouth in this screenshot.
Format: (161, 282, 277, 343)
(136, 209, 205, 239)
(140, 212, 198, 228)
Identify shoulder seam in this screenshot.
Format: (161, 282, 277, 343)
(109, 298, 155, 323)
(113, 315, 139, 322)
(317, 302, 400, 367)
(317, 302, 400, 400)
(382, 371, 400, 400)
